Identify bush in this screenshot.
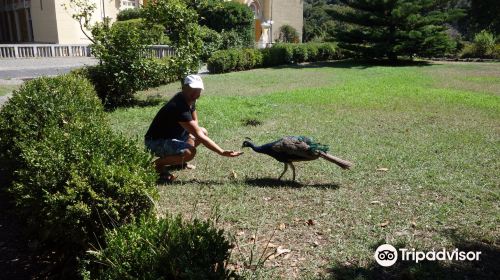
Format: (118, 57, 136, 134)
(143, 0, 203, 80)
(207, 50, 236, 74)
(271, 43, 295, 64)
(0, 75, 104, 179)
(0, 75, 158, 252)
(207, 48, 262, 73)
(277, 24, 300, 43)
(292, 44, 309, 63)
(261, 47, 287, 67)
(116, 8, 143, 21)
(85, 215, 236, 279)
(460, 30, 498, 58)
(305, 44, 320, 62)
(207, 43, 339, 73)
(316, 42, 340, 60)
(220, 29, 247, 50)
(474, 30, 496, 56)
(113, 18, 169, 45)
(89, 18, 168, 107)
(198, 1, 255, 48)
(200, 26, 223, 61)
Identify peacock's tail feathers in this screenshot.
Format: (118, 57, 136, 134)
(294, 136, 329, 153)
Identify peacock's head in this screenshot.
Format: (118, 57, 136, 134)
(241, 137, 253, 148)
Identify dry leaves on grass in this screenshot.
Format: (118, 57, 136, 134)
(379, 220, 390, 227)
(268, 246, 291, 260)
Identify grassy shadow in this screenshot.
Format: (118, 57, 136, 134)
(271, 59, 433, 70)
(245, 177, 340, 189)
(325, 232, 500, 280)
(105, 97, 164, 111)
(167, 179, 227, 186)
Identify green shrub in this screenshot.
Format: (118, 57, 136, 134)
(198, 1, 254, 48)
(261, 47, 287, 67)
(0, 75, 104, 179)
(85, 215, 236, 279)
(208, 43, 339, 73)
(113, 18, 169, 45)
(89, 18, 168, 107)
(305, 44, 320, 62)
(292, 44, 309, 63)
(0, 75, 158, 252)
(143, 0, 203, 80)
(207, 50, 236, 73)
(473, 30, 496, 57)
(200, 26, 223, 61)
(220, 29, 246, 50)
(207, 48, 262, 73)
(316, 43, 339, 60)
(272, 43, 295, 63)
(460, 30, 498, 59)
(116, 8, 143, 21)
(493, 44, 500, 59)
(277, 24, 300, 43)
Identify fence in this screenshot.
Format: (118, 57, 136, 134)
(0, 44, 176, 59)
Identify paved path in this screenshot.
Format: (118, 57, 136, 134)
(0, 58, 208, 108)
(0, 57, 98, 80)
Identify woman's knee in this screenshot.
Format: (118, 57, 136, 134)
(200, 127, 208, 136)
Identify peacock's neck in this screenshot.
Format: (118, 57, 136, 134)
(248, 142, 264, 153)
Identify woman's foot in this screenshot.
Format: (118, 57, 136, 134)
(158, 171, 176, 184)
(167, 163, 196, 170)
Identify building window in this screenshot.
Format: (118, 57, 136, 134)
(248, 0, 261, 19)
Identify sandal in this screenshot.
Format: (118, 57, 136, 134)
(158, 172, 177, 184)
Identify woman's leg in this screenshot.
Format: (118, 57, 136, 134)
(154, 147, 196, 173)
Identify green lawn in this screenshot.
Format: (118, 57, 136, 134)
(109, 61, 499, 279)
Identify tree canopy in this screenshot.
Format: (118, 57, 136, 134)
(327, 0, 464, 60)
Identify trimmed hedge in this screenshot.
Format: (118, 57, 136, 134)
(116, 7, 143, 21)
(84, 215, 236, 279)
(208, 43, 340, 74)
(0, 75, 158, 252)
(207, 48, 262, 73)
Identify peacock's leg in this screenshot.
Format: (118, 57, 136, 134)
(278, 163, 288, 180)
(290, 162, 296, 181)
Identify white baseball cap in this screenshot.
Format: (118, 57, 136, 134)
(184, 74, 204, 90)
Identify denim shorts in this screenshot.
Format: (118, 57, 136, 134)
(145, 133, 193, 158)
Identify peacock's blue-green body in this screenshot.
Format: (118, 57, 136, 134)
(294, 136, 329, 153)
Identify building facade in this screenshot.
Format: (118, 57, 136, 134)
(0, 0, 302, 46)
(235, 0, 303, 47)
(0, 0, 142, 44)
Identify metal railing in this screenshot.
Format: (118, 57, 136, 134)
(0, 44, 176, 59)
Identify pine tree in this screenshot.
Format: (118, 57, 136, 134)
(328, 0, 464, 60)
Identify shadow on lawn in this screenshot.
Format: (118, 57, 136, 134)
(324, 231, 500, 280)
(245, 177, 340, 189)
(272, 59, 433, 70)
(169, 178, 227, 186)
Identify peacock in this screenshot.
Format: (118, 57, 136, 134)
(242, 136, 353, 181)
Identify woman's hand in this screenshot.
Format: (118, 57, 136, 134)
(221, 150, 243, 157)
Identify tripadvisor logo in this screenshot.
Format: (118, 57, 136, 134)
(374, 244, 398, 267)
(374, 244, 482, 267)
